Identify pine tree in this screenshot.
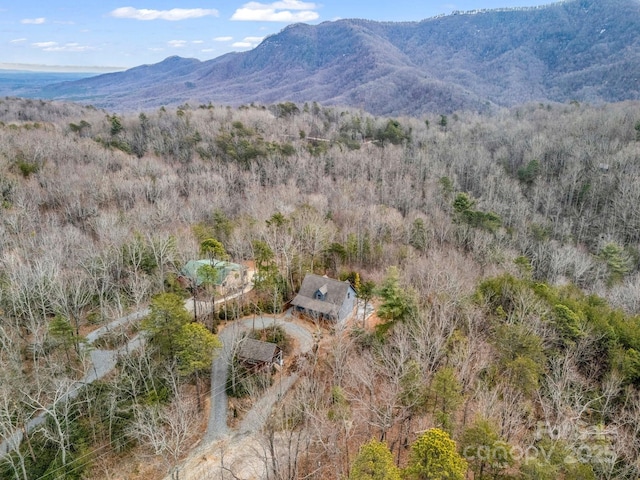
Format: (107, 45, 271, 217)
(142, 293, 191, 358)
(405, 428, 467, 480)
(175, 322, 221, 410)
(349, 439, 401, 480)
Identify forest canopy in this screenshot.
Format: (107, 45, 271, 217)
(1, 97, 640, 478)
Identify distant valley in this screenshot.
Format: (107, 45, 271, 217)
(0, 71, 98, 99)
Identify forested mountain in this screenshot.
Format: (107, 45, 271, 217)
(36, 0, 640, 115)
(2, 96, 640, 478)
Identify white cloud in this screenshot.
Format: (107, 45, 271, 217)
(231, 1, 319, 22)
(214, 36, 233, 42)
(192, 40, 204, 44)
(0, 63, 123, 73)
(232, 36, 265, 48)
(32, 41, 58, 48)
(267, 0, 318, 10)
(10, 38, 27, 44)
(168, 40, 187, 48)
(110, 7, 219, 21)
(21, 17, 46, 25)
(47, 44, 94, 52)
(31, 41, 94, 52)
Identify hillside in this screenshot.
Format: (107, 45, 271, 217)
(34, 0, 640, 114)
(2, 97, 640, 478)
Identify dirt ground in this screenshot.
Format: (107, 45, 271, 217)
(164, 308, 384, 480)
(166, 429, 268, 480)
(91, 305, 375, 480)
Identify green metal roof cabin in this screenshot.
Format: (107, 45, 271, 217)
(181, 259, 244, 287)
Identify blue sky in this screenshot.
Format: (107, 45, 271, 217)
(1, 0, 553, 71)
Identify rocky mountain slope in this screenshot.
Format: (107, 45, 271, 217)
(39, 0, 640, 114)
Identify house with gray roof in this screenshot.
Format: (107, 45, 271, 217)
(290, 273, 356, 324)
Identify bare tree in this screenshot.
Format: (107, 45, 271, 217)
(0, 384, 32, 480)
(127, 370, 199, 479)
(22, 377, 87, 471)
(53, 269, 93, 341)
(146, 232, 177, 292)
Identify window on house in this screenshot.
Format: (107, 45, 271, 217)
(316, 284, 328, 301)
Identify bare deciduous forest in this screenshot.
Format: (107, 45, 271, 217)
(1, 97, 640, 479)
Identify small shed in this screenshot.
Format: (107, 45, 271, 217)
(237, 338, 283, 370)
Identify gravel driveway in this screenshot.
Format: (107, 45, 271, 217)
(205, 313, 314, 443)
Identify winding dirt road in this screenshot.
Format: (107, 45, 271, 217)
(168, 313, 315, 480)
(205, 314, 314, 443)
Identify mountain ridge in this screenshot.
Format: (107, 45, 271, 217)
(37, 0, 640, 114)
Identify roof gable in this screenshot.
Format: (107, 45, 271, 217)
(296, 274, 354, 305)
(291, 274, 356, 316)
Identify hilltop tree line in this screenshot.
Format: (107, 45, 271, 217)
(1, 96, 640, 477)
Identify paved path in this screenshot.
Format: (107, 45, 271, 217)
(0, 321, 145, 458)
(205, 313, 314, 443)
(84, 309, 149, 344)
(166, 313, 315, 480)
(237, 374, 299, 436)
(0, 281, 254, 460)
(1, 272, 311, 471)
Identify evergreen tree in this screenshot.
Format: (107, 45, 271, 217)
(142, 293, 191, 358)
(175, 322, 221, 410)
(429, 367, 463, 433)
(377, 267, 416, 329)
(405, 428, 467, 480)
(109, 114, 123, 136)
(461, 418, 513, 479)
(357, 280, 376, 328)
(198, 237, 228, 324)
(410, 218, 428, 251)
(599, 242, 632, 285)
(349, 439, 401, 480)
(49, 314, 77, 363)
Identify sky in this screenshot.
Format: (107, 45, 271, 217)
(1, 0, 554, 72)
